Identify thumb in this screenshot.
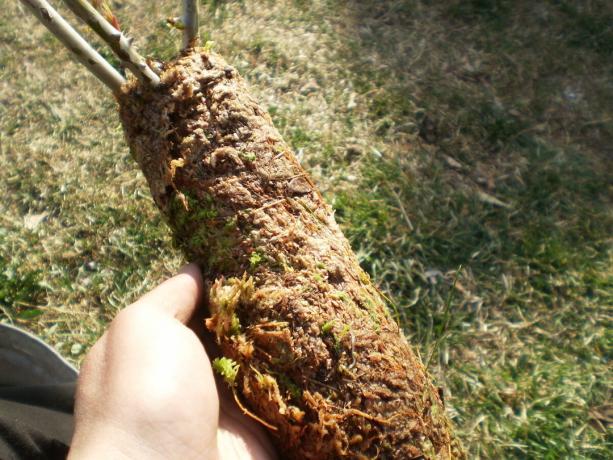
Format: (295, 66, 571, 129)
(135, 263, 204, 324)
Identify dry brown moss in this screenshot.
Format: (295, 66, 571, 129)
(118, 49, 464, 459)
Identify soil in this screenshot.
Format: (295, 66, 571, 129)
(118, 48, 464, 459)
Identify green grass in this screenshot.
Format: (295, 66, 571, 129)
(1, 0, 611, 457)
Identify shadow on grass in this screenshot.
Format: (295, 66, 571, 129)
(331, 0, 612, 309)
(327, 1, 612, 456)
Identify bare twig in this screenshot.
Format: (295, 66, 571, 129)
(18, 0, 125, 92)
(63, 0, 160, 86)
(182, 0, 199, 49)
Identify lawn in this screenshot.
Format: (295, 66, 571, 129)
(0, 0, 611, 457)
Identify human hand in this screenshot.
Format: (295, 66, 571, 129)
(69, 264, 277, 460)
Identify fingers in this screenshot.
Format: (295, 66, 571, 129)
(71, 263, 220, 460)
(134, 263, 204, 324)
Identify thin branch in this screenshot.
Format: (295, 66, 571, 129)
(90, 0, 120, 30)
(18, 0, 125, 92)
(63, 0, 160, 87)
(182, 0, 199, 49)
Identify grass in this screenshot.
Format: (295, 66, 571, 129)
(1, 0, 611, 457)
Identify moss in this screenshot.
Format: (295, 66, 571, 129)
(240, 151, 257, 162)
(359, 290, 383, 331)
(321, 320, 351, 352)
(369, 310, 381, 332)
(119, 49, 463, 459)
(249, 251, 263, 268)
(230, 313, 241, 335)
(224, 216, 238, 230)
(203, 40, 215, 52)
(167, 193, 190, 231)
(207, 275, 254, 339)
(254, 370, 276, 388)
(212, 356, 240, 385)
(185, 193, 218, 220)
(276, 373, 302, 400)
(337, 323, 351, 341)
(332, 324, 351, 352)
(167, 190, 243, 273)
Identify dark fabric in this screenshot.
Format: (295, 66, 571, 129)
(0, 383, 75, 460)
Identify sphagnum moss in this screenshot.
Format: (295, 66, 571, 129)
(119, 49, 464, 459)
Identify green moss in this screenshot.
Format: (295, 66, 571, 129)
(167, 192, 218, 237)
(249, 251, 263, 268)
(369, 310, 381, 332)
(321, 320, 351, 351)
(203, 40, 216, 53)
(209, 276, 254, 339)
(224, 216, 238, 229)
(337, 323, 351, 341)
(166, 191, 245, 272)
(230, 313, 241, 335)
(167, 194, 189, 231)
(190, 194, 218, 220)
(204, 225, 242, 272)
(276, 373, 302, 400)
(212, 357, 239, 385)
(240, 152, 257, 162)
(332, 290, 350, 302)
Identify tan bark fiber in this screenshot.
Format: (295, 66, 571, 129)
(118, 49, 464, 460)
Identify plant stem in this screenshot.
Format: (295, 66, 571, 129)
(63, 0, 160, 87)
(18, 0, 125, 92)
(182, 0, 199, 49)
